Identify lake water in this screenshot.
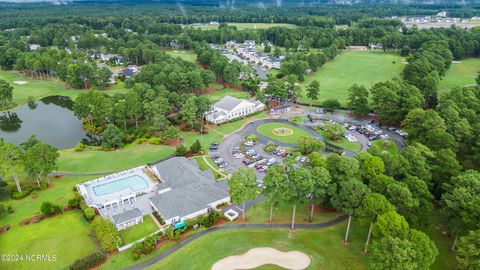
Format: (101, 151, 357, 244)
(0, 96, 90, 149)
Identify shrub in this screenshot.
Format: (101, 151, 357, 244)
(322, 99, 341, 111)
(83, 207, 96, 222)
(264, 143, 278, 153)
(203, 210, 220, 228)
(7, 205, 14, 214)
(175, 144, 187, 156)
(10, 186, 34, 200)
(91, 216, 122, 252)
(75, 143, 87, 152)
(40, 201, 62, 216)
(0, 204, 5, 218)
(152, 211, 165, 225)
(69, 251, 106, 270)
(148, 137, 162, 145)
(131, 235, 158, 259)
(192, 122, 203, 133)
(190, 140, 202, 154)
(68, 194, 83, 209)
(244, 134, 259, 142)
(136, 138, 148, 144)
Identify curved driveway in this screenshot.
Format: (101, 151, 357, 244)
(126, 215, 348, 270)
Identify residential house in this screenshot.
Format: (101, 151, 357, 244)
(205, 95, 264, 124)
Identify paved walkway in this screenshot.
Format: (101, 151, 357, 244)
(126, 215, 348, 270)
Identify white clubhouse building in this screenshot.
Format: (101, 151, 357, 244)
(205, 95, 264, 124)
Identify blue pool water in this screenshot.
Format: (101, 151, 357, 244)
(92, 175, 149, 196)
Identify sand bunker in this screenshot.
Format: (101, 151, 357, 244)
(212, 247, 311, 270)
(13, 80, 28, 85)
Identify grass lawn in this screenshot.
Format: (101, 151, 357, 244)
(57, 144, 175, 174)
(256, 122, 313, 144)
(180, 131, 224, 153)
(438, 58, 480, 93)
(298, 51, 404, 106)
(0, 211, 99, 270)
(212, 111, 269, 135)
(202, 88, 250, 103)
(0, 176, 94, 228)
(425, 211, 458, 270)
(193, 156, 224, 179)
(119, 215, 159, 244)
(370, 139, 398, 154)
(194, 22, 296, 30)
(144, 222, 369, 270)
(242, 200, 340, 225)
(163, 50, 197, 63)
(318, 130, 362, 152)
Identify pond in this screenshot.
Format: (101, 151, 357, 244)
(0, 95, 92, 149)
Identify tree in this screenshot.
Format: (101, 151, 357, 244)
(347, 84, 369, 115)
(356, 152, 385, 184)
(356, 193, 394, 254)
(227, 168, 258, 220)
(322, 99, 341, 111)
(456, 229, 480, 270)
(190, 139, 202, 154)
(101, 124, 124, 149)
(442, 170, 480, 251)
(32, 141, 59, 186)
(125, 91, 143, 130)
(297, 136, 324, 155)
(326, 154, 359, 183)
(0, 79, 14, 109)
(331, 178, 370, 243)
(0, 143, 23, 193)
(263, 164, 287, 223)
(40, 201, 61, 216)
(180, 95, 197, 128)
(324, 122, 345, 141)
(91, 216, 122, 252)
(175, 144, 187, 156)
(373, 211, 410, 239)
(309, 167, 335, 221)
(306, 80, 320, 107)
(286, 168, 314, 230)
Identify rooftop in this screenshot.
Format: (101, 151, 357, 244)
(111, 208, 143, 224)
(214, 95, 246, 111)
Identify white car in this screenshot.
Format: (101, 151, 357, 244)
(234, 153, 245, 159)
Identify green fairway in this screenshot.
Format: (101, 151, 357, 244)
(202, 88, 250, 103)
(257, 122, 313, 144)
(0, 70, 81, 107)
(193, 22, 296, 30)
(144, 223, 369, 270)
(163, 50, 197, 63)
(0, 70, 129, 109)
(0, 211, 98, 270)
(299, 52, 404, 106)
(57, 144, 175, 173)
(439, 58, 480, 93)
(119, 215, 159, 244)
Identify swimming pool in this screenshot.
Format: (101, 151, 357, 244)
(92, 175, 149, 196)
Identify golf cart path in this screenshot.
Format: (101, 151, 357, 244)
(125, 215, 348, 270)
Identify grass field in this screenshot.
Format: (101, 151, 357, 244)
(193, 156, 224, 179)
(193, 22, 296, 30)
(163, 50, 197, 63)
(203, 88, 250, 103)
(0, 211, 98, 270)
(298, 52, 404, 106)
(119, 215, 159, 244)
(439, 58, 480, 93)
(57, 144, 175, 173)
(257, 122, 313, 144)
(0, 176, 93, 228)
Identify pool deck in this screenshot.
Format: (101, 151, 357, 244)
(77, 166, 157, 211)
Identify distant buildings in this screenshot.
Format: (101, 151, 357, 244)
(28, 44, 41, 51)
(119, 65, 141, 78)
(205, 95, 264, 124)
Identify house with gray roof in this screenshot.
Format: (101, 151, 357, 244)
(205, 95, 264, 124)
(149, 157, 230, 225)
(111, 208, 144, 231)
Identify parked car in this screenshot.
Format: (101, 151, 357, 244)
(219, 162, 228, 168)
(209, 142, 219, 150)
(243, 159, 254, 165)
(244, 140, 254, 146)
(234, 153, 245, 159)
(254, 155, 263, 161)
(245, 149, 255, 155)
(258, 166, 268, 172)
